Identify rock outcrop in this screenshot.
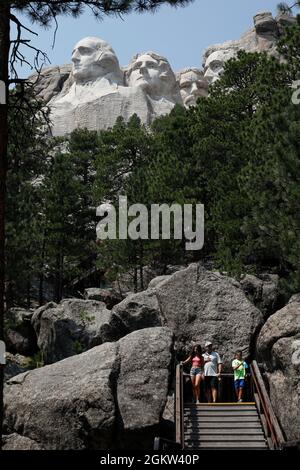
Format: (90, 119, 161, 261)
(110, 288, 163, 339)
(4, 327, 173, 450)
(109, 264, 263, 367)
(3, 433, 43, 450)
(31, 299, 119, 364)
(22, 264, 263, 369)
(239, 273, 281, 318)
(29, 64, 72, 103)
(257, 295, 300, 441)
(155, 264, 263, 365)
(203, 12, 296, 83)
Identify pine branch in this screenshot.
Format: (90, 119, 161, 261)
(277, 1, 300, 14)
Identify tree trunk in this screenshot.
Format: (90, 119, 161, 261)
(0, 0, 10, 450)
(133, 266, 138, 293)
(59, 251, 64, 302)
(39, 236, 46, 305)
(55, 251, 60, 303)
(26, 279, 31, 308)
(55, 240, 64, 303)
(139, 240, 144, 291)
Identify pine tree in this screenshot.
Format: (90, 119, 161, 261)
(93, 115, 153, 290)
(6, 87, 50, 307)
(43, 151, 83, 302)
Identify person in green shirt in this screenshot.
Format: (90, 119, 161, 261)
(232, 350, 248, 402)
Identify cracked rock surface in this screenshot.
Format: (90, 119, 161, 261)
(257, 296, 300, 441)
(4, 327, 173, 450)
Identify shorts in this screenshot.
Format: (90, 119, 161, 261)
(190, 367, 203, 377)
(205, 376, 218, 389)
(234, 379, 245, 390)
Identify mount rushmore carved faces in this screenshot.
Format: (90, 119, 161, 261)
(71, 37, 124, 85)
(126, 52, 181, 104)
(32, 11, 296, 135)
(177, 68, 209, 107)
(203, 49, 236, 84)
(49, 41, 184, 135)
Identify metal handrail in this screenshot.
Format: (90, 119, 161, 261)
(175, 363, 184, 449)
(250, 360, 285, 450)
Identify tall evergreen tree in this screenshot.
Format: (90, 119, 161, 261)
(6, 87, 50, 306)
(43, 152, 83, 302)
(93, 115, 153, 290)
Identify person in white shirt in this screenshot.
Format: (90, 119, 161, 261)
(202, 341, 223, 403)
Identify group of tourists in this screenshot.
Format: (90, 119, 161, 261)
(181, 342, 248, 404)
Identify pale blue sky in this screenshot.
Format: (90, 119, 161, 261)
(14, 0, 282, 78)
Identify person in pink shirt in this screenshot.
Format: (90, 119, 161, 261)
(181, 344, 204, 404)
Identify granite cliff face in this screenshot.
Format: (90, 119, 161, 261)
(30, 11, 295, 136)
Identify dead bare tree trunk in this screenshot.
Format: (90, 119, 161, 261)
(0, 0, 10, 450)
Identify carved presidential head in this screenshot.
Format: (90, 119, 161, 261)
(126, 52, 179, 101)
(71, 37, 123, 84)
(203, 49, 236, 84)
(177, 68, 209, 107)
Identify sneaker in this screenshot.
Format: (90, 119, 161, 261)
(238, 399, 243, 403)
(196, 399, 200, 404)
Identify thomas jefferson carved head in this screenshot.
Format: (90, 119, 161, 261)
(71, 37, 123, 85)
(126, 52, 179, 101)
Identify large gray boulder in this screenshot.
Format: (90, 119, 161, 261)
(110, 289, 163, 339)
(116, 327, 174, 448)
(155, 264, 263, 366)
(254, 11, 279, 36)
(3, 433, 43, 450)
(30, 264, 264, 371)
(4, 341, 118, 449)
(239, 273, 281, 317)
(31, 299, 119, 364)
(148, 275, 171, 289)
(4, 327, 173, 450)
(111, 263, 263, 368)
(257, 295, 300, 441)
